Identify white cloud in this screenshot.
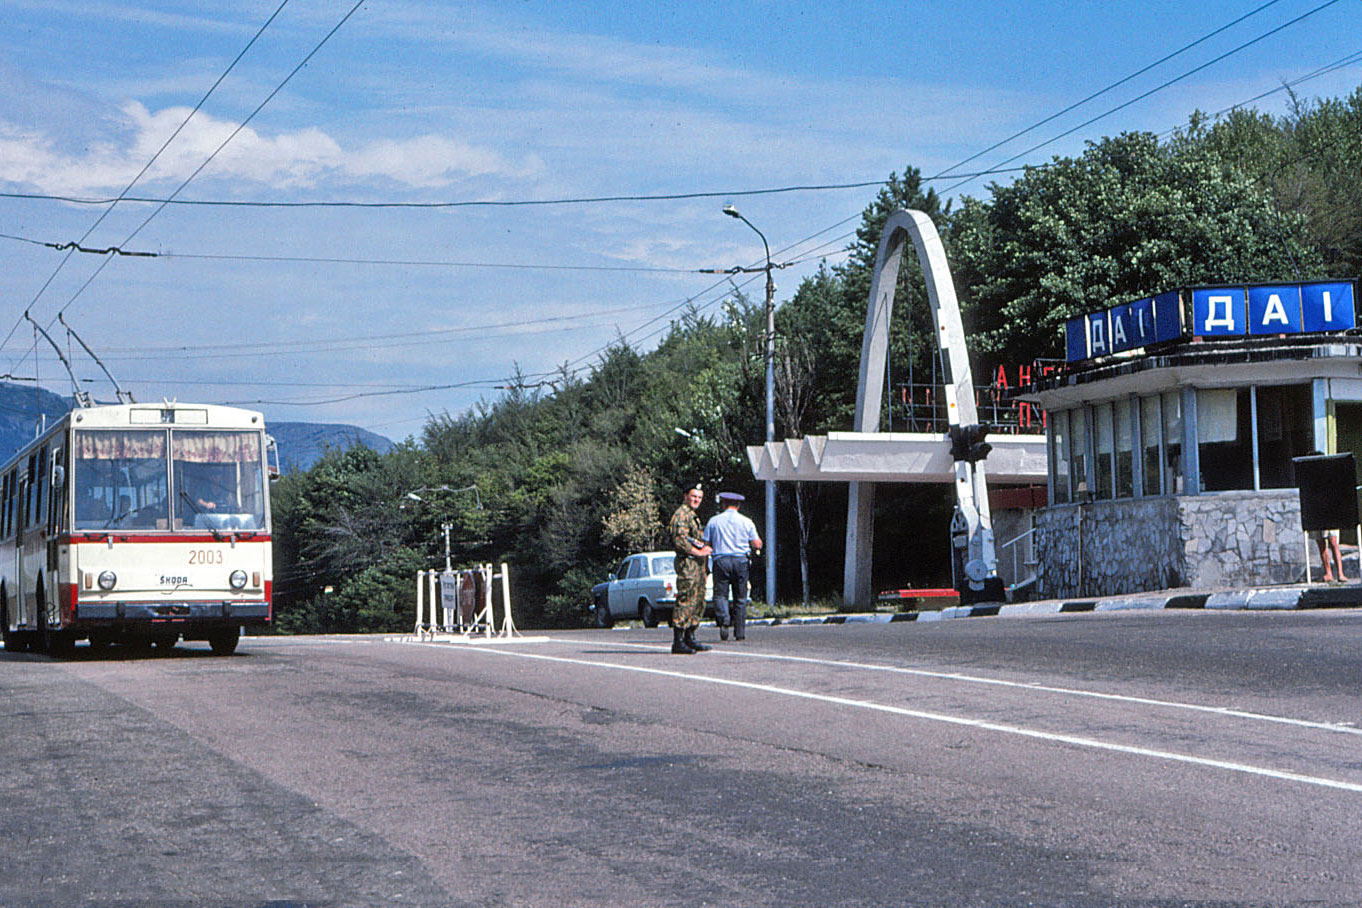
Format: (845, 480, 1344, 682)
(0, 101, 542, 196)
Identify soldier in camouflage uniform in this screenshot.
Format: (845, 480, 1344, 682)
(667, 483, 712, 654)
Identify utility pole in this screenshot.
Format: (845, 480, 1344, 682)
(722, 205, 777, 606)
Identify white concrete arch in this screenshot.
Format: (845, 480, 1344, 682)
(843, 210, 996, 606)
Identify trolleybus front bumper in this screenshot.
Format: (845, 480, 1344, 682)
(73, 601, 271, 623)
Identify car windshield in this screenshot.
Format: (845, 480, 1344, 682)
(651, 556, 676, 576)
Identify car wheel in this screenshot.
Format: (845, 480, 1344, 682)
(640, 599, 658, 628)
(594, 598, 613, 628)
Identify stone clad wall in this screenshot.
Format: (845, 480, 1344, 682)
(1176, 491, 1305, 589)
(1036, 490, 1305, 598)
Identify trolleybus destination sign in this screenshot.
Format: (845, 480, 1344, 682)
(1065, 279, 1358, 364)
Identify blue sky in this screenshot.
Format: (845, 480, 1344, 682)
(0, 0, 1358, 439)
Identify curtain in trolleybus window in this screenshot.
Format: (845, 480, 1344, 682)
(171, 431, 265, 531)
(73, 430, 169, 530)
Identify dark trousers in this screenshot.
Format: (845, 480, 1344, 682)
(712, 555, 750, 638)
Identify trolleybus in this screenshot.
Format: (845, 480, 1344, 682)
(0, 401, 274, 656)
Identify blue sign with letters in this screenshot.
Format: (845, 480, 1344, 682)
(1192, 287, 1246, 337)
(1087, 310, 1111, 358)
(1065, 316, 1088, 362)
(1153, 290, 1182, 342)
(1065, 280, 1358, 363)
(1301, 281, 1354, 332)
(1248, 285, 1302, 335)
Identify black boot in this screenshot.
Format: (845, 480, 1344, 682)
(672, 626, 696, 654)
(684, 629, 710, 651)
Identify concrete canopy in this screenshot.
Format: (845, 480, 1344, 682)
(747, 432, 1047, 485)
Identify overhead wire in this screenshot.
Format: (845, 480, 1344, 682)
(0, 166, 1031, 212)
(930, 0, 1290, 181)
(7, 2, 1355, 419)
(31, 0, 366, 337)
(0, 0, 293, 361)
(936, 0, 1349, 196)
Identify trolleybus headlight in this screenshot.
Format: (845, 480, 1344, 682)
(97, 570, 117, 591)
(229, 570, 248, 590)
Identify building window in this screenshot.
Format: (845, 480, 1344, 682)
(1255, 384, 1313, 489)
(1162, 391, 1183, 494)
(1141, 395, 1162, 496)
(1095, 403, 1115, 499)
(1115, 398, 1134, 498)
(1198, 388, 1254, 492)
(1051, 410, 1071, 504)
(1070, 406, 1089, 499)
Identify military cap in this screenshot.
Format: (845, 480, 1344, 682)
(717, 491, 744, 502)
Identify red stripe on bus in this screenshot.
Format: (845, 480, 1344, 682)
(62, 583, 77, 625)
(65, 535, 271, 545)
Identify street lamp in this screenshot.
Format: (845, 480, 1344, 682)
(722, 205, 777, 606)
(401, 484, 483, 570)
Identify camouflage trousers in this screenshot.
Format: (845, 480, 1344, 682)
(672, 557, 707, 629)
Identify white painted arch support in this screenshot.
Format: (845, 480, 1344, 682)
(844, 210, 997, 607)
(747, 433, 1047, 485)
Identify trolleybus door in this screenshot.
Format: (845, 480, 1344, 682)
(47, 444, 66, 584)
(14, 452, 34, 628)
(10, 472, 22, 629)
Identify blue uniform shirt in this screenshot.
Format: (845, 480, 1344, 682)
(704, 508, 760, 557)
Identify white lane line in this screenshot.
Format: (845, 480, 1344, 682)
(415, 641, 1362, 795)
(596, 641, 1362, 738)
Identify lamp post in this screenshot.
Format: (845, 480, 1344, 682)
(722, 204, 776, 606)
(403, 484, 482, 571)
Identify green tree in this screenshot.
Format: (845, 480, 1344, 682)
(950, 131, 1323, 364)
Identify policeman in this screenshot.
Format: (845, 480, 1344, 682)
(667, 482, 712, 654)
(703, 491, 762, 641)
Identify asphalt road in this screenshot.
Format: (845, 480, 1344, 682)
(4, 608, 1362, 907)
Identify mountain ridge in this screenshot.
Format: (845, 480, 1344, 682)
(0, 383, 393, 472)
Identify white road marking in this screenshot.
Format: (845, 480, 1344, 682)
(600, 640, 1362, 738)
(411, 640, 1362, 795)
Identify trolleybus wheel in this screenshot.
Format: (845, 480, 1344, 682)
(47, 632, 75, 659)
(1, 597, 21, 653)
(208, 626, 240, 656)
(33, 579, 49, 655)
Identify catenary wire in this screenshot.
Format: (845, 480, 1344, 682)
(937, 0, 1348, 196)
(0, 0, 293, 362)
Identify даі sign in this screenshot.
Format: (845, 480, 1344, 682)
(1065, 279, 1358, 363)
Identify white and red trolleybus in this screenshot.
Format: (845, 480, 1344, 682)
(0, 401, 273, 656)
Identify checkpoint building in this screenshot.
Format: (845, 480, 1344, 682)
(1022, 278, 1360, 599)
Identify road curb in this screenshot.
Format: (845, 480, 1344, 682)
(721, 582, 1362, 630)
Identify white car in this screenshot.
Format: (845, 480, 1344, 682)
(591, 551, 713, 628)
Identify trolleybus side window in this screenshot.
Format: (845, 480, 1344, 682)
(31, 444, 47, 530)
(23, 452, 37, 529)
(4, 468, 15, 539)
(73, 430, 170, 531)
(171, 431, 266, 531)
(1, 470, 11, 539)
(49, 444, 67, 535)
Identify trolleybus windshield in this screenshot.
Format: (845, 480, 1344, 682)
(73, 428, 266, 532)
(172, 430, 266, 531)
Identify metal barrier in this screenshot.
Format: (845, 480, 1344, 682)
(414, 563, 519, 640)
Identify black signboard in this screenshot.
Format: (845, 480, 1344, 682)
(1292, 452, 1359, 532)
